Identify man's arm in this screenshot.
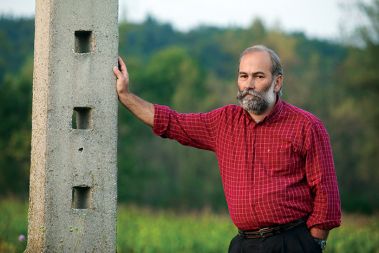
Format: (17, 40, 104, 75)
(113, 57, 154, 127)
(304, 120, 341, 240)
(113, 56, 220, 151)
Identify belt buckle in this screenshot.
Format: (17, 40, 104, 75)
(258, 227, 272, 237)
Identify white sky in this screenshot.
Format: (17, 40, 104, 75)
(0, 0, 370, 39)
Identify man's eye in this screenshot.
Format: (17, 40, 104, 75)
(239, 75, 247, 79)
(257, 75, 264, 79)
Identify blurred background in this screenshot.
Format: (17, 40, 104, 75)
(0, 0, 378, 252)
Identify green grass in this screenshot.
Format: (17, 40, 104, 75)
(1, 199, 379, 253)
(326, 214, 379, 253)
(117, 205, 235, 253)
(0, 199, 28, 253)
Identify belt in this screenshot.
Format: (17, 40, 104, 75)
(238, 218, 305, 239)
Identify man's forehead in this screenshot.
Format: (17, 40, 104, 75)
(240, 51, 271, 63)
(239, 51, 272, 72)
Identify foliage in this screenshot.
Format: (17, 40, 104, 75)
(0, 16, 34, 84)
(0, 57, 32, 198)
(330, 0, 379, 213)
(1, 199, 379, 253)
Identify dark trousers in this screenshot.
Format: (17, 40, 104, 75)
(228, 224, 322, 253)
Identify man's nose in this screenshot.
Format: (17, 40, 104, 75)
(246, 77, 255, 88)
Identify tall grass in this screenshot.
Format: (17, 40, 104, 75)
(0, 199, 28, 253)
(1, 199, 378, 252)
(117, 205, 235, 253)
(327, 213, 379, 253)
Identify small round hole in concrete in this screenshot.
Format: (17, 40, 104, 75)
(78, 148, 83, 152)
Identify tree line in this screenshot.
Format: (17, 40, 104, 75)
(0, 0, 378, 213)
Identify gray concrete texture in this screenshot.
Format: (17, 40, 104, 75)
(26, 0, 119, 252)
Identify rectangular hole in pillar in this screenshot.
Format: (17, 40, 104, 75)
(74, 30, 93, 53)
(72, 186, 91, 209)
(72, 107, 92, 129)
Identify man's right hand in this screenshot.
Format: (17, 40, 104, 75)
(113, 56, 129, 97)
(113, 56, 155, 127)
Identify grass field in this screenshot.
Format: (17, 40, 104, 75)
(1, 199, 379, 252)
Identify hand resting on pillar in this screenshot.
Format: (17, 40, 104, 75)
(113, 56, 155, 127)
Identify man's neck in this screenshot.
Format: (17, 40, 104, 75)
(249, 112, 268, 123)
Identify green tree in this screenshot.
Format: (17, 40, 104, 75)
(0, 58, 32, 198)
(331, 0, 379, 212)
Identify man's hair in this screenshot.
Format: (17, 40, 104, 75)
(240, 45, 283, 77)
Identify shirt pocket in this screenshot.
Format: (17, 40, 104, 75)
(261, 140, 302, 176)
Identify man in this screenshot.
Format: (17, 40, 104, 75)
(113, 45, 341, 253)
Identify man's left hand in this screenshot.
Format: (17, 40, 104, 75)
(310, 227, 329, 240)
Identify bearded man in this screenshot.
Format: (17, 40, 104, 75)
(113, 45, 341, 253)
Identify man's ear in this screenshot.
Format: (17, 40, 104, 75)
(274, 75, 283, 93)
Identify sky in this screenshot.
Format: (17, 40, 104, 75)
(0, 0, 369, 39)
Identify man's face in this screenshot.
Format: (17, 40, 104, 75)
(237, 51, 281, 115)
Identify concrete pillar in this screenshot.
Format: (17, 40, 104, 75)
(26, 0, 118, 252)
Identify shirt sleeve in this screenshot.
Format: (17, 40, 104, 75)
(152, 104, 222, 152)
(304, 120, 341, 230)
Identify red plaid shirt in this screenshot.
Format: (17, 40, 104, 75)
(153, 99, 341, 231)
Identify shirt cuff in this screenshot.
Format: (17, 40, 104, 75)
(306, 217, 341, 230)
(153, 104, 171, 137)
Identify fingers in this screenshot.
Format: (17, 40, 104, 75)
(118, 56, 127, 74)
(113, 66, 122, 79)
(113, 56, 128, 79)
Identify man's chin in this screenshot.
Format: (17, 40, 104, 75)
(240, 101, 269, 115)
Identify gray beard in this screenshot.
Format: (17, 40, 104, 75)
(236, 89, 270, 115)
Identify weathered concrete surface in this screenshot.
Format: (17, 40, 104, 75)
(26, 0, 118, 252)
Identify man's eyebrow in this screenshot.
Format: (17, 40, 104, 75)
(238, 71, 266, 75)
(253, 71, 265, 75)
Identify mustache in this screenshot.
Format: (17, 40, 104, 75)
(236, 88, 264, 100)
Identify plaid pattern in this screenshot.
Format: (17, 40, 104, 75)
(153, 99, 341, 230)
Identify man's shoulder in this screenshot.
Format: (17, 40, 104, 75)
(206, 104, 246, 125)
(221, 104, 243, 112)
(207, 104, 243, 115)
(281, 101, 324, 126)
(218, 104, 246, 118)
